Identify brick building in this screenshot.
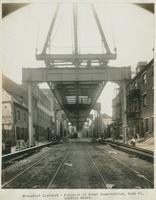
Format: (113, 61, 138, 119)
(112, 92, 122, 138)
(112, 59, 154, 140)
(127, 59, 154, 138)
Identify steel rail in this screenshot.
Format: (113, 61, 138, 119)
(108, 141, 153, 154)
(106, 141, 153, 163)
(2, 145, 69, 188)
(2, 152, 52, 188)
(94, 146, 154, 186)
(46, 147, 71, 188)
(47, 143, 108, 189)
(87, 151, 106, 188)
(108, 153, 154, 186)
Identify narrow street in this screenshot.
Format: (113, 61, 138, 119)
(2, 139, 154, 189)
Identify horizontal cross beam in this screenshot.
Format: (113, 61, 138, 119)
(22, 66, 131, 83)
(36, 53, 117, 61)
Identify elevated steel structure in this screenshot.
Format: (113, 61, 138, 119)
(22, 2, 131, 146)
(23, 66, 131, 130)
(34, 3, 118, 130)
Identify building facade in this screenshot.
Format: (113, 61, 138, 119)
(84, 110, 112, 139)
(2, 89, 28, 147)
(127, 59, 154, 138)
(2, 76, 29, 149)
(112, 59, 154, 140)
(30, 85, 55, 143)
(2, 75, 56, 150)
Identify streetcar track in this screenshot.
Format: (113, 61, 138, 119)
(47, 143, 106, 189)
(47, 147, 72, 188)
(2, 145, 70, 188)
(52, 143, 108, 188)
(2, 141, 153, 189)
(50, 143, 106, 188)
(93, 146, 154, 186)
(87, 151, 106, 188)
(108, 152, 154, 185)
(2, 153, 51, 188)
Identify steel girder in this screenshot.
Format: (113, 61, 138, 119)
(23, 66, 131, 82)
(22, 66, 131, 129)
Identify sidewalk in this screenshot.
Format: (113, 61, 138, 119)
(112, 137, 154, 152)
(136, 137, 154, 152)
(11, 140, 49, 153)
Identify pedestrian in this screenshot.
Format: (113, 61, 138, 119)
(131, 137, 136, 146)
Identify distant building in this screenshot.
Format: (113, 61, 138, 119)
(56, 110, 69, 138)
(29, 85, 55, 143)
(101, 113, 112, 138)
(112, 92, 122, 138)
(84, 110, 112, 139)
(41, 89, 69, 138)
(112, 59, 154, 140)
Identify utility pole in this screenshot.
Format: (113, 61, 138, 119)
(28, 82, 33, 147)
(121, 81, 127, 143)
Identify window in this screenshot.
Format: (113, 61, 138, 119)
(23, 113, 27, 121)
(134, 99, 139, 112)
(16, 110, 20, 120)
(151, 67, 154, 76)
(34, 98, 37, 108)
(42, 111, 43, 120)
(38, 109, 40, 119)
(142, 93, 147, 107)
(129, 103, 133, 112)
(144, 118, 149, 132)
(40, 110, 41, 120)
(142, 72, 147, 84)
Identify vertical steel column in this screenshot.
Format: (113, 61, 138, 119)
(28, 82, 33, 147)
(121, 81, 127, 143)
(42, 3, 60, 54)
(90, 3, 110, 53)
(73, 2, 79, 131)
(54, 111, 57, 140)
(73, 2, 78, 55)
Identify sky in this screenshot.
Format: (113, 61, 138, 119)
(1, 2, 154, 116)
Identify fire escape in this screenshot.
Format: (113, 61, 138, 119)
(127, 86, 140, 119)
